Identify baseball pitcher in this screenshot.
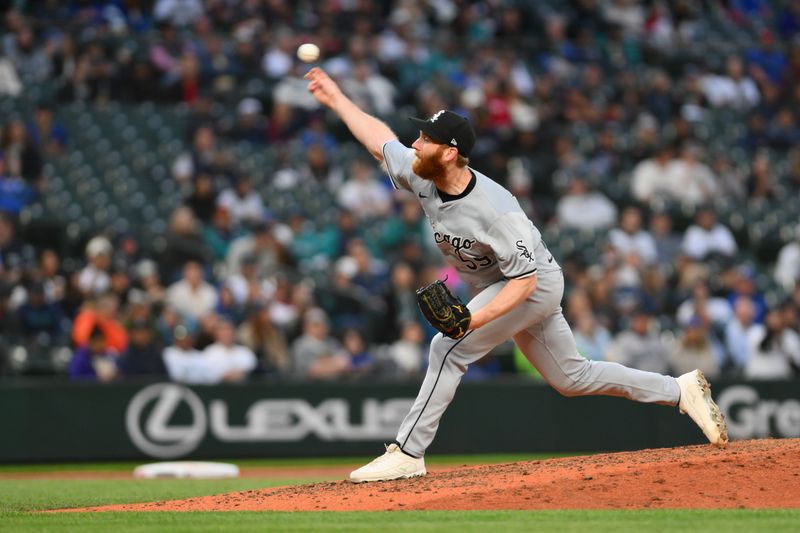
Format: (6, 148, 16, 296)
(305, 67, 728, 483)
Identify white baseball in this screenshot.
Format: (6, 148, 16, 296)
(297, 43, 320, 63)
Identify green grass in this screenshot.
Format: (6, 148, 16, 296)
(0, 453, 575, 474)
(2, 510, 798, 533)
(1, 456, 796, 532)
(0, 478, 318, 513)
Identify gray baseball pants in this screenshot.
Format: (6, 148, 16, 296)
(395, 270, 681, 457)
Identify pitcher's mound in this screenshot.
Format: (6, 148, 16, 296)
(67, 439, 800, 512)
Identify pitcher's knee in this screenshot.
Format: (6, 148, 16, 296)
(427, 333, 449, 367)
(546, 358, 593, 397)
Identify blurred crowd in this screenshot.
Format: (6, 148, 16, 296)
(2, 0, 800, 384)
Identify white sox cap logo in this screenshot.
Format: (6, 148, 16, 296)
(430, 110, 445, 122)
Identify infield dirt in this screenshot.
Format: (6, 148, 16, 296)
(60, 439, 800, 512)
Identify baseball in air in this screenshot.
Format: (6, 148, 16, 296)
(297, 43, 320, 63)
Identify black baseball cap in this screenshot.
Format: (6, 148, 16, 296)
(409, 110, 476, 157)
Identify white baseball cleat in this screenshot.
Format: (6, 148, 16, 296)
(676, 369, 729, 447)
(348, 443, 426, 483)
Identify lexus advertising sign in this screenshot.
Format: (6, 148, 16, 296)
(1, 380, 797, 462)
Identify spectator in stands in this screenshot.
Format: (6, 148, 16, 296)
(340, 327, 376, 378)
(265, 103, 299, 146)
(68, 327, 118, 382)
(746, 149, 778, 202)
(216, 174, 265, 227)
(711, 154, 747, 202)
(202, 205, 240, 261)
(109, 269, 132, 308)
(669, 315, 722, 379)
(665, 143, 718, 207)
(115, 55, 160, 103)
(133, 259, 165, 308)
(37, 248, 65, 304)
(162, 323, 214, 384)
(774, 224, 800, 291)
(0, 49, 22, 97)
(204, 316, 257, 383)
(573, 311, 611, 361)
(768, 105, 800, 150)
(298, 113, 338, 154)
(378, 262, 421, 344)
(725, 296, 758, 373)
(153, 0, 205, 28)
(113, 233, 143, 275)
(261, 28, 295, 81)
(384, 321, 425, 377)
(291, 307, 350, 380)
(16, 280, 65, 343)
(676, 279, 733, 331)
(226, 218, 290, 278)
(745, 29, 787, 84)
(681, 205, 738, 261)
(3, 25, 52, 85)
(171, 125, 232, 184)
(378, 197, 429, 263)
(555, 174, 617, 231)
(348, 239, 390, 296)
(608, 206, 657, 265)
(631, 143, 673, 205)
(214, 284, 243, 324)
(604, 306, 670, 374)
(184, 172, 217, 224)
(161, 51, 202, 104)
(166, 260, 217, 322)
(236, 302, 290, 376)
(337, 158, 392, 220)
(295, 143, 345, 189)
(117, 319, 166, 378)
(699, 56, 760, 110)
(72, 293, 129, 353)
(3, 118, 43, 189)
(0, 151, 35, 216)
(316, 255, 374, 335)
(0, 213, 24, 283)
(159, 206, 212, 282)
(27, 103, 67, 155)
(725, 265, 768, 324)
(746, 307, 799, 379)
(648, 210, 682, 268)
(77, 236, 113, 297)
(229, 97, 266, 144)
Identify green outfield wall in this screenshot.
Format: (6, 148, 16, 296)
(1, 380, 798, 462)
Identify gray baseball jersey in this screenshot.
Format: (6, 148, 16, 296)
(382, 140, 561, 288)
(380, 139, 681, 458)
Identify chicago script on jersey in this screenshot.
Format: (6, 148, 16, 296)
(434, 232, 474, 250)
(434, 232, 493, 270)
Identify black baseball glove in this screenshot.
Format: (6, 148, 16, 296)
(416, 279, 471, 339)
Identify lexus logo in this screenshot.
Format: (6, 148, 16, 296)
(125, 383, 207, 458)
(125, 384, 413, 459)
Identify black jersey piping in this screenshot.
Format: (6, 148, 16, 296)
(438, 170, 477, 202)
(507, 268, 538, 279)
(400, 330, 474, 452)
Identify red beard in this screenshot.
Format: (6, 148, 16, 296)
(412, 146, 447, 180)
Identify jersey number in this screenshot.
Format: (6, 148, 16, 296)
(456, 251, 493, 270)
